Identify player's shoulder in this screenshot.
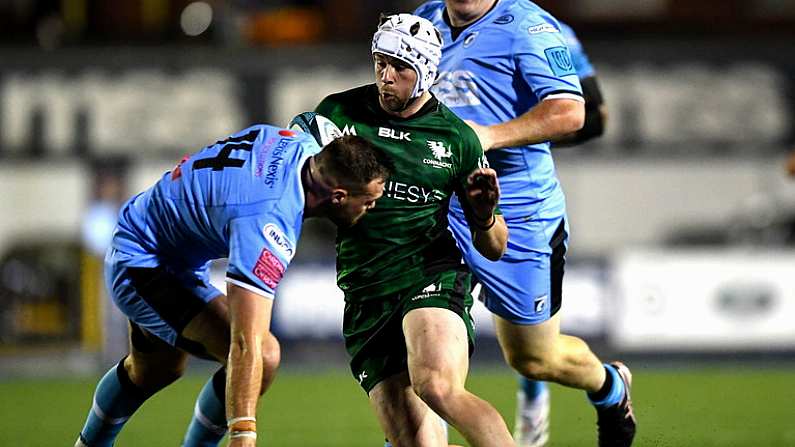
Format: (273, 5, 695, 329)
(509, 0, 562, 30)
(319, 84, 369, 107)
(229, 123, 290, 144)
(413, 1, 445, 20)
(500, 0, 568, 51)
(557, 20, 575, 37)
(317, 85, 372, 119)
(556, 20, 582, 47)
(237, 123, 314, 153)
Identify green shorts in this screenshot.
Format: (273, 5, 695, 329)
(343, 266, 475, 393)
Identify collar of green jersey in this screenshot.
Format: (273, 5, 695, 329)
(366, 84, 440, 121)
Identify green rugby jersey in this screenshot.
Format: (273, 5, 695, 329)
(316, 84, 488, 300)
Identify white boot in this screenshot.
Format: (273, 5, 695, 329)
(514, 386, 550, 447)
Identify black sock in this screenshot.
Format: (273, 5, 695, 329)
(588, 365, 614, 402)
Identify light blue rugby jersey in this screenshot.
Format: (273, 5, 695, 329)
(559, 21, 595, 79)
(112, 124, 318, 299)
(416, 0, 583, 215)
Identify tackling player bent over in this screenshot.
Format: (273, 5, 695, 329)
(74, 126, 390, 447)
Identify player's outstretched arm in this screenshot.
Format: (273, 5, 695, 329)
(225, 284, 277, 447)
(467, 98, 584, 151)
(463, 168, 507, 261)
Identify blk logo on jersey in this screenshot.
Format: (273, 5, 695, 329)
(544, 46, 576, 77)
(378, 127, 411, 141)
(341, 124, 357, 136)
(253, 248, 285, 289)
(263, 223, 294, 259)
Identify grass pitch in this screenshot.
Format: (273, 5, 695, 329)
(1, 366, 792, 446)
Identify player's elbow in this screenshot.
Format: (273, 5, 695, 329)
(563, 105, 586, 135)
(259, 332, 281, 395)
(548, 99, 585, 136)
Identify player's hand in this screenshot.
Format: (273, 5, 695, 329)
(465, 168, 500, 224)
(465, 120, 495, 152)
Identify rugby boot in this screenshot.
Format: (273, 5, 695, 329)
(596, 362, 636, 447)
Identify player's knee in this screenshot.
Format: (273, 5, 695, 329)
(412, 374, 454, 411)
(158, 363, 187, 387)
(507, 353, 556, 381)
(126, 357, 186, 392)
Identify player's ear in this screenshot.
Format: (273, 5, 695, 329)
(331, 189, 347, 205)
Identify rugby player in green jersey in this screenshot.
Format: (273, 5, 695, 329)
(313, 13, 513, 447)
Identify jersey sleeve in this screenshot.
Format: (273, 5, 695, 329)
(513, 15, 583, 101)
(226, 215, 297, 299)
(454, 122, 503, 216)
(559, 22, 595, 79)
(413, 1, 439, 19)
(458, 123, 487, 178)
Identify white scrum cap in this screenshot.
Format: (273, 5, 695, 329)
(372, 13, 443, 99)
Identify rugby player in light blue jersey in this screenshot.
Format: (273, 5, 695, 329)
(416, 1, 633, 446)
(74, 122, 391, 447)
(511, 18, 610, 446)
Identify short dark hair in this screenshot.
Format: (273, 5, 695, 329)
(317, 135, 393, 191)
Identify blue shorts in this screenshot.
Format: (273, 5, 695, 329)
(448, 208, 568, 325)
(104, 247, 223, 346)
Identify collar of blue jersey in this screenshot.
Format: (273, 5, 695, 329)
(367, 84, 440, 121)
(443, 0, 501, 41)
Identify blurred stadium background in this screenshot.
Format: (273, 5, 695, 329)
(1, 0, 794, 445)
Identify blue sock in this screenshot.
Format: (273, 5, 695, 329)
(519, 376, 548, 400)
(79, 358, 152, 446)
(588, 364, 626, 408)
(183, 368, 228, 447)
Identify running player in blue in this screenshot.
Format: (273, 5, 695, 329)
(416, 1, 634, 446)
(509, 17, 611, 446)
(74, 122, 391, 447)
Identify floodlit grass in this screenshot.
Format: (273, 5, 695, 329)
(1, 366, 793, 446)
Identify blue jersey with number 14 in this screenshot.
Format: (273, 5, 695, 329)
(416, 0, 582, 217)
(112, 124, 318, 299)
